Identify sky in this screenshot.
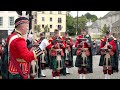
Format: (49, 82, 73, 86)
(70, 11, 109, 18)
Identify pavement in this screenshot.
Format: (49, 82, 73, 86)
(39, 55, 120, 79)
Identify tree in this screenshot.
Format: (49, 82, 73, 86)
(66, 13, 76, 36)
(100, 24, 109, 35)
(44, 24, 50, 32)
(84, 13, 98, 22)
(74, 15, 88, 35)
(34, 25, 41, 33)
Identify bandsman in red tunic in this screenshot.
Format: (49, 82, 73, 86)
(75, 29, 93, 79)
(48, 29, 66, 79)
(61, 32, 74, 74)
(7, 17, 49, 79)
(99, 31, 118, 79)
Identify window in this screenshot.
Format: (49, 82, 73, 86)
(42, 17, 45, 21)
(50, 11, 52, 14)
(50, 25, 52, 28)
(42, 24, 44, 28)
(58, 18, 62, 23)
(42, 11, 44, 14)
(9, 17, 14, 26)
(58, 11, 62, 14)
(58, 25, 62, 30)
(0, 17, 3, 26)
(50, 17, 52, 21)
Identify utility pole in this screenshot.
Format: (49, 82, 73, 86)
(76, 11, 78, 35)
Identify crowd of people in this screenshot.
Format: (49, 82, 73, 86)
(0, 16, 119, 79)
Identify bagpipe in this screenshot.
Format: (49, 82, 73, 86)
(30, 37, 46, 78)
(64, 37, 71, 61)
(76, 37, 90, 66)
(100, 38, 113, 67)
(51, 37, 64, 70)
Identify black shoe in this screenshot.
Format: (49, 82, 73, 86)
(41, 75, 46, 77)
(66, 72, 70, 75)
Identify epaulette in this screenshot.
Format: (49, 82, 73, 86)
(17, 33, 22, 38)
(111, 35, 116, 40)
(76, 36, 79, 39)
(49, 37, 53, 41)
(59, 36, 62, 38)
(16, 30, 22, 38)
(101, 39, 104, 41)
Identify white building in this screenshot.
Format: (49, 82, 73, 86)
(0, 11, 18, 36)
(88, 11, 120, 39)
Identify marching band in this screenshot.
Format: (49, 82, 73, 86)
(0, 16, 119, 79)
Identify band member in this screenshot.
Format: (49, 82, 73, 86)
(99, 31, 118, 79)
(0, 44, 2, 60)
(75, 29, 93, 79)
(38, 32, 48, 77)
(7, 17, 49, 79)
(49, 29, 66, 79)
(62, 32, 74, 74)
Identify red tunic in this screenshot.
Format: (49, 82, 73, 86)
(75, 35, 89, 48)
(48, 36, 66, 56)
(8, 31, 37, 79)
(100, 37, 116, 52)
(61, 36, 74, 51)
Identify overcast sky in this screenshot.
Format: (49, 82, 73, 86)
(70, 11, 109, 18)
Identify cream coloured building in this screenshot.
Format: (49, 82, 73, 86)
(36, 11, 67, 36)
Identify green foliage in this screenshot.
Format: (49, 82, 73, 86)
(66, 11, 98, 36)
(44, 24, 50, 32)
(100, 24, 109, 35)
(84, 13, 98, 22)
(34, 25, 41, 33)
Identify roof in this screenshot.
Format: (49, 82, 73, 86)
(112, 19, 120, 27)
(101, 11, 120, 19)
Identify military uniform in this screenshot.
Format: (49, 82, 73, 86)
(75, 34, 93, 79)
(48, 36, 66, 79)
(37, 36, 49, 77)
(61, 35, 74, 74)
(7, 17, 49, 79)
(99, 34, 118, 79)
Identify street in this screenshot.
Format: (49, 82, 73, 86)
(39, 55, 120, 79)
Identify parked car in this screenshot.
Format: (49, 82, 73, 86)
(96, 40, 101, 55)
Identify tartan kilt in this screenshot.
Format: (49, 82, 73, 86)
(49, 56, 65, 70)
(75, 55, 92, 73)
(64, 51, 74, 68)
(9, 73, 22, 79)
